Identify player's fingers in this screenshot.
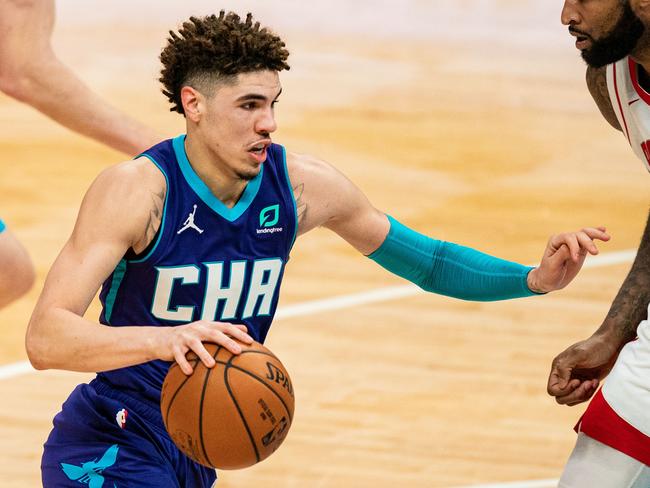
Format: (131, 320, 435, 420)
(173, 346, 194, 376)
(581, 227, 610, 242)
(547, 358, 574, 392)
(234, 323, 249, 333)
(188, 338, 216, 369)
(560, 234, 581, 261)
(212, 331, 243, 355)
(555, 380, 598, 406)
(566, 384, 599, 406)
(216, 322, 254, 344)
(565, 382, 600, 406)
(575, 231, 600, 255)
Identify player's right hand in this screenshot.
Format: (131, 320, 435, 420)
(157, 320, 254, 375)
(546, 333, 620, 406)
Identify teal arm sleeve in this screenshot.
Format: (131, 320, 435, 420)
(368, 216, 538, 301)
(0, 219, 5, 233)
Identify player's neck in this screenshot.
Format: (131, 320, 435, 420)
(183, 135, 248, 209)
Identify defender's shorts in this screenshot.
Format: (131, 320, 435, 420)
(578, 388, 650, 466)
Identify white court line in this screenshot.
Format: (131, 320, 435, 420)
(0, 360, 33, 381)
(276, 248, 637, 319)
(453, 479, 558, 488)
(0, 247, 636, 382)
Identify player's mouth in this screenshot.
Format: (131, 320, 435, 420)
(247, 140, 272, 163)
(575, 35, 592, 50)
(569, 27, 592, 51)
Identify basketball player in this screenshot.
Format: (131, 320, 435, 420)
(26, 12, 610, 486)
(547, 1, 650, 486)
(0, 0, 159, 156)
(0, 220, 34, 310)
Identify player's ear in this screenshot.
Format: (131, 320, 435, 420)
(181, 86, 203, 122)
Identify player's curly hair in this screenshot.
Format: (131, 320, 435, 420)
(159, 11, 290, 114)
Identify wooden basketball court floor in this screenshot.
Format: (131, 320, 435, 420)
(0, 2, 648, 486)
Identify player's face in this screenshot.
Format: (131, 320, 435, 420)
(201, 70, 281, 181)
(561, 0, 645, 68)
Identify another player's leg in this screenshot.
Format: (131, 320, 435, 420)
(559, 432, 650, 488)
(0, 220, 34, 310)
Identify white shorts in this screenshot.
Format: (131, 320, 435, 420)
(559, 433, 650, 488)
(603, 304, 650, 437)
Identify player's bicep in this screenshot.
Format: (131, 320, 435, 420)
(323, 178, 389, 255)
(287, 153, 389, 254)
(35, 164, 149, 315)
(37, 237, 126, 316)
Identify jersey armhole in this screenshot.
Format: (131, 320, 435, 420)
(279, 145, 298, 250)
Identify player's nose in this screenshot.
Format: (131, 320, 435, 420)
(561, 0, 581, 26)
(256, 109, 277, 134)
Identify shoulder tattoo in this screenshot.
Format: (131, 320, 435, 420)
(143, 188, 165, 247)
(586, 65, 622, 131)
(293, 183, 307, 224)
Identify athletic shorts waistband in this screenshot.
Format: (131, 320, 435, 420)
(91, 377, 164, 428)
(576, 389, 650, 466)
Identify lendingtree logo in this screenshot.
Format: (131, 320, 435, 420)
(257, 204, 283, 235)
(259, 204, 279, 228)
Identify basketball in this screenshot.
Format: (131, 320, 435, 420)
(160, 341, 295, 470)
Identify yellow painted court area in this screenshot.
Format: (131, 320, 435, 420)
(0, 2, 648, 486)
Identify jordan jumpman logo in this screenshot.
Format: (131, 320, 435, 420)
(177, 204, 204, 234)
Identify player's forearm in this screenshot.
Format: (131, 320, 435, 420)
(26, 306, 161, 372)
(7, 57, 160, 156)
(368, 216, 537, 301)
(596, 213, 650, 345)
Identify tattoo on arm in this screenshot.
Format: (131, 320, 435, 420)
(601, 210, 650, 343)
(293, 183, 307, 223)
(143, 189, 165, 247)
(586, 65, 622, 131)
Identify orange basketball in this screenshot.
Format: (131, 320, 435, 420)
(160, 341, 295, 470)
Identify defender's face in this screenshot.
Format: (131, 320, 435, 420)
(200, 70, 281, 181)
(561, 0, 645, 67)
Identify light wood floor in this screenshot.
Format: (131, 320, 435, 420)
(0, 2, 648, 487)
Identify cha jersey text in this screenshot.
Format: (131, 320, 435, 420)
(151, 258, 283, 322)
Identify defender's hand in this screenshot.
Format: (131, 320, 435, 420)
(156, 320, 254, 375)
(546, 333, 619, 406)
(527, 227, 610, 293)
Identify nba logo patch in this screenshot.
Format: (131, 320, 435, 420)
(115, 408, 128, 429)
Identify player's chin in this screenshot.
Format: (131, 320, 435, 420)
(236, 163, 261, 182)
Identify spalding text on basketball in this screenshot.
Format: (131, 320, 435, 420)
(265, 362, 294, 397)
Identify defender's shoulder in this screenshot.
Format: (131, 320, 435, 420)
(586, 65, 622, 131)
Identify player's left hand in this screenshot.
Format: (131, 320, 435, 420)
(527, 227, 610, 293)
